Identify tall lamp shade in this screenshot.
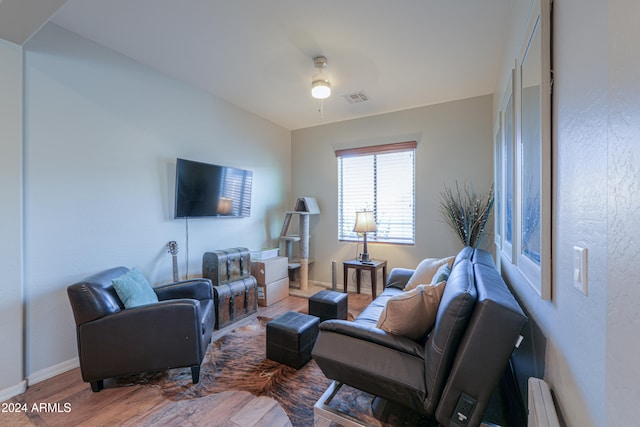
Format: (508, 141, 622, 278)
(353, 210, 377, 262)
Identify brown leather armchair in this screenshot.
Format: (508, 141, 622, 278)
(67, 267, 215, 392)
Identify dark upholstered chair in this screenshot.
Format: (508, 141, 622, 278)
(67, 267, 215, 392)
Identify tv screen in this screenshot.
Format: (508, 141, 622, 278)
(174, 158, 253, 218)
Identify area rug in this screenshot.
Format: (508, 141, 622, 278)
(118, 316, 427, 426)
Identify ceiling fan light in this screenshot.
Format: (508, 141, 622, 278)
(311, 56, 331, 100)
(311, 79, 331, 99)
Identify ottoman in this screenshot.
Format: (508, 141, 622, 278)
(266, 311, 319, 369)
(309, 290, 348, 322)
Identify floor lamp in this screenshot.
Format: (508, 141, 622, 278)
(353, 210, 377, 262)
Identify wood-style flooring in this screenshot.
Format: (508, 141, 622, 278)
(1, 293, 372, 427)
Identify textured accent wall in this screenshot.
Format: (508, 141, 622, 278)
(606, 1, 640, 425)
(496, 0, 640, 425)
(550, 0, 608, 425)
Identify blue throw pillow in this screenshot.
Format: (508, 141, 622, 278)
(112, 268, 158, 309)
(431, 263, 451, 284)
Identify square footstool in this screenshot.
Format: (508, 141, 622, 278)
(266, 311, 319, 369)
(309, 290, 348, 322)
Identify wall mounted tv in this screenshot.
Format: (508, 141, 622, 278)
(174, 158, 253, 218)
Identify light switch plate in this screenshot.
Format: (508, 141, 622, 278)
(573, 246, 588, 295)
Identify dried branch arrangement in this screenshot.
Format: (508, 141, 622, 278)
(440, 182, 495, 248)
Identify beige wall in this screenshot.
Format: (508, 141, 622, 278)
(20, 23, 291, 385)
(0, 39, 26, 399)
(291, 95, 494, 289)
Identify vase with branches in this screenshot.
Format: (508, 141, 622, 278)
(440, 181, 495, 248)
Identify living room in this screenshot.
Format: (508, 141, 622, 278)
(1, 1, 639, 426)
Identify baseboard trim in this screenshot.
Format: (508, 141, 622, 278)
(28, 357, 79, 386)
(343, 283, 372, 295)
(0, 380, 27, 402)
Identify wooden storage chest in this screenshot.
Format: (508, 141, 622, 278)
(212, 276, 258, 330)
(203, 247, 251, 285)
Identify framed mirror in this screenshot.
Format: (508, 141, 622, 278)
(494, 113, 502, 250)
(499, 69, 516, 263)
(516, 0, 552, 299)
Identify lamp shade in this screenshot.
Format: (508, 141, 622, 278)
(217, 197, 232, 215)
(353, 210, 377, 233)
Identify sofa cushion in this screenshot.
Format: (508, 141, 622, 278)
(385, 268, 415, 290)
(112, 268, 159, 309)
(355, 287, 401, 326)
(404, 257, 454, 291)
(431, 263, 451, 284)
(451, 246, 474, 268)
(376, 281, 446, 341)
(423, 258, 477, 414)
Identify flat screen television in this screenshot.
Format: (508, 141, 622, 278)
(174, 158, 253, 218)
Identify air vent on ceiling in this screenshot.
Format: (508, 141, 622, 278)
(343, 91, 369, 104)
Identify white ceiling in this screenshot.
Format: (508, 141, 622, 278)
(0, 0, 66, 45)
(4, 0, 514, 130)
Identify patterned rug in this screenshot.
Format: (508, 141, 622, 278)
(118, 316, 429, 426)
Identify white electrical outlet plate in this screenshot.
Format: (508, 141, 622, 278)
(573, 246, 588, 295)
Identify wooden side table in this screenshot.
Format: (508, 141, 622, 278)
(343, 259, 387, 299)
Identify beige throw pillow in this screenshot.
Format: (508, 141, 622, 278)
(404, 256, 454, 291)
(376, 281, 447, 341)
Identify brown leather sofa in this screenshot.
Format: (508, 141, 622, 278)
(67, 267, 215, 392)
(312, 247, 527, 426)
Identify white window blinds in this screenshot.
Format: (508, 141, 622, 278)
(336, 141, 416, 244)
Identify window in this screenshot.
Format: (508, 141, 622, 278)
(336, 141, 416, 245)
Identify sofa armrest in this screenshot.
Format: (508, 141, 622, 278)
(154, 278, 213, 301)
(386, 268, 414, 290)
(319, 319, 423, 358)
(434, 263, 528, 427)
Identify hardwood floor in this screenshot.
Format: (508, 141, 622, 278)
(1, 293, 372, 427)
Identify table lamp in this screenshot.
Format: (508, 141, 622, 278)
(353, 210, 377, 262)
